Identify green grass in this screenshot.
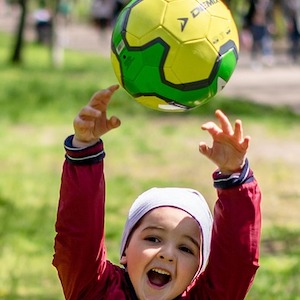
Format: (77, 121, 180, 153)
(1, 32, 300, 299)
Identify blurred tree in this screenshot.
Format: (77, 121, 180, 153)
(50, 0, 63, 67)
(9, 0, 69, 67)
(11, 0, 27, 64)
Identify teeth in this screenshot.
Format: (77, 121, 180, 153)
(151, 268, 171, 276)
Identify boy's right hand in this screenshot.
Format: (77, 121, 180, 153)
(73, 85, 121, 148)
(199, 110, 250, 174)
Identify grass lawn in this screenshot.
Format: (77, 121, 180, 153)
(1, 32, 300, 299)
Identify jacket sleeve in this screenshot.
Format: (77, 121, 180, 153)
(197, 160, 262, 300)
(52, 136, 108, 299)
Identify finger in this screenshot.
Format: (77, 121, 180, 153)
(233, 119, 243, 142)
(201, 121, 222, 136)
(215, 109, 234, 135)
(108, 116, 121, 129)
(199, 142, 212, 157)
(90, 90, 111, 110)
(74, 116, 95, 131)
(89, 85, 119, 110)
(241, 135, 251, 151)
(78, 106, 101, 120)
(107, 84, 119, 93)
(234, 120, 251, 151)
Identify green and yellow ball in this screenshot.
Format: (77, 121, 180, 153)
(111, 0, 239, 112)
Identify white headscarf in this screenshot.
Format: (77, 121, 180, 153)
(120, 187, 213, 276)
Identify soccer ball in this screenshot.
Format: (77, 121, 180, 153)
(111, 0, 239, 112)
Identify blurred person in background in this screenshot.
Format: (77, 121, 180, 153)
(284, 0, 300, 62)
(58, 0, 72, 25)
(113, 0, 130, 22)
(244, 0, 275, 68)
(90, 0, 117, 44)
(33, 0, 53, 45)
(91, 0, 116, 31)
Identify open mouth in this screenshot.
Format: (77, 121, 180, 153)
(147, 268, 171, 287)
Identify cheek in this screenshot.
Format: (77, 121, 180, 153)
(179, 254, 200, 278)
(126, 240, 148, 266)
(126, 245, 153, 284)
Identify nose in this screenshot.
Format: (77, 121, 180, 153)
(159, 254, 173, 262)
(158, 246, 175, 262)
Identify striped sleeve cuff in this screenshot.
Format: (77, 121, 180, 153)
(213, 159, 254, 189)
(64, 135, 105, 165)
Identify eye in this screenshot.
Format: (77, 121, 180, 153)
(179, 246, 194, 255)
(145, 236, 160, 243)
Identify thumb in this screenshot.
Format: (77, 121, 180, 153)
(199, 142, 211, 157)
(108, 116, 121, 130)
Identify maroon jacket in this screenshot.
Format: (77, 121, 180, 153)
(53, 136, 261, 300)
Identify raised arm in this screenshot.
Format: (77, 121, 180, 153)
(195, 110, 261, 299)
(53, 86, 121, 299)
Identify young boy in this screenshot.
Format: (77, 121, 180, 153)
(53, 85, 261, 300)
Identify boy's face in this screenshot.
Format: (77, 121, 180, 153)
(121, 207, 202, 300)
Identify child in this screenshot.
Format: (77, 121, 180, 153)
(53, 85, 261, 300)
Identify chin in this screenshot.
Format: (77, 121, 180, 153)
(136, 281, 179, 300)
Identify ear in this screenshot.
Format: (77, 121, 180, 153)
(120, 254, 127, 266)
(120, 246, 128, 266)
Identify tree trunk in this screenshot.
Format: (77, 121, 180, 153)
(11, 0, 27, 64)
(50, 0, 65, 68)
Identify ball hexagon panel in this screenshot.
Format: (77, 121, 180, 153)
(125, 0, 167, 44)
(162, 0, 211, 42)
(165, 38, 218, 84)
